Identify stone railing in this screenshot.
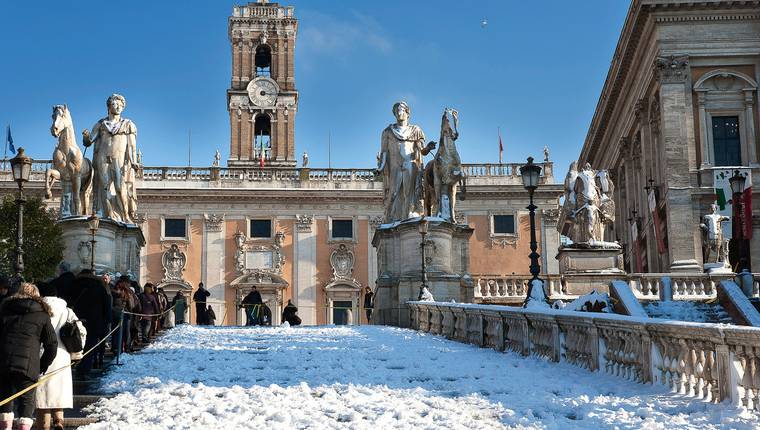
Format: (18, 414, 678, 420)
(474, 272, 760, 303)
(408, 301, 760, 405)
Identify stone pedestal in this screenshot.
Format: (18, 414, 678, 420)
(58, 216, 145, 277)
(372, 218, 473, 327)
(557, 245, 624, 295)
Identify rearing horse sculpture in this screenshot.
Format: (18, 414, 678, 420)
(423, 108, 464, 222)
(46, 105, 93, 216)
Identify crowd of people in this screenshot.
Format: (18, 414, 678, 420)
(0, 262, 187, 430)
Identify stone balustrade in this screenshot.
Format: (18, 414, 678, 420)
(408, 301, 760, 405)
(474, 272, 760, 303)
(0, 160, 555, 190)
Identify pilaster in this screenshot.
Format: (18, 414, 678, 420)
(294, 214, 316, 325)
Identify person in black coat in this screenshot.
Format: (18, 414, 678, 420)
(192, 283, 210, 326)
(241, 287, 263, 326)
(0, 283, 57, 427)
(363, 287, 374, 323)
(71, 269, 111, 376)
(51, 261, 76, 306)
(281, 300, 301, 326)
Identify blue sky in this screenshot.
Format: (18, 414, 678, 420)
(0, 1, 628, 173)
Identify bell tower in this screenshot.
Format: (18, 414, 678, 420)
(227, 1, 298, 167)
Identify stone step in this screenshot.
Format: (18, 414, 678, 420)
(63, 416, 98, 429)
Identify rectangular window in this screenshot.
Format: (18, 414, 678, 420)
(164, 218, 187, 238)
(331, 219, 353, 239)
(712, 116, 741, 166)
(493, 215, 515, 234)
(250, 219, 272, 238)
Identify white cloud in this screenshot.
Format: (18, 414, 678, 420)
(299, 10, 391, 56)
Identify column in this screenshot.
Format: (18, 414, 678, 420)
(541, 209, 560, 274)
(696, 90, 711, 168)
(744, 90, 758, 165)
(294, 215, 317, 325)
(653, 55, 701, 272)
(203, 214, 226, 324)
(368, 216, 381, 290)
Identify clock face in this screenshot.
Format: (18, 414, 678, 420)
(247, 77, 278, 107)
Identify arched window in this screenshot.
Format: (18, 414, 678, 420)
(255, 45, 272, 77)
(254, 114, 271, 160)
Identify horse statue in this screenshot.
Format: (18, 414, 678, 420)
(423, 108, 463, 222)
(46, 105, 93, 217)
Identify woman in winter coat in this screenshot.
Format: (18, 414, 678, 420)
(0, 283, 58, 430)
(138, 284, 159, 343)
(35, 282, 87, 430)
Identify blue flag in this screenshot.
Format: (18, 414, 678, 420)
(6, 126, 15, 154)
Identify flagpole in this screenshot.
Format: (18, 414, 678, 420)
(3, 125, 8, 170)
(328, 130, 332, 170)
(188, 129, 191, 166)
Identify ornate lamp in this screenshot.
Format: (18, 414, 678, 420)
(88, 214, 100, 271)
(519, 157, 542, 281)
(9, 148, 32, 279)
(418, 218, 429, 300)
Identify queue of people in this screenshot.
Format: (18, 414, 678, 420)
(0, 262, 184, 430)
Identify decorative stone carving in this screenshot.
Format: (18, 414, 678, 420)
(377, 101, 434, 222)
(454, 212, 467, 226)
(233, 230, 285, 275)
(82, 94, 140, 223)
(161, 243, 186, 282)
(542, 208, 560, 225)
(369, 215, 384, 230)
(329, 244, 356, 283)
(559, 162, 617, 246)
(46, 105, 93, 217)
(649, 96, 661, 135)
(491, 236, 518, 249)
(423, 108, 463, 222)
(634, 98, 647, 122)
(295, 214, 313, 232)
(204, 213, 224, 232)
(653, 55, 689, 84)
(77, 241, 92, 266)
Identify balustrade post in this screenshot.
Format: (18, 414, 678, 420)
(161, 167, 168, 180)
(589, 326, 600, 371)
(551, 321, 561, 362)
(716, 344, 731, 403)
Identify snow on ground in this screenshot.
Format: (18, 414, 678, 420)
(644, 301, 732, 324)
(81, 325, 759, 430)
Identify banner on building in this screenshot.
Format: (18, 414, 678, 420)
(630, 219, 642, 272)
(713, 168, 753, 240)
(647, 189, 666, 254)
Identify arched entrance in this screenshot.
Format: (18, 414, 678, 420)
(231, 271, 289, 325)
(155, 280, 193, 324)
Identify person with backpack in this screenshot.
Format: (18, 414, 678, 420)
(0, 283, 58, 430)
(35, 282, 87, 430)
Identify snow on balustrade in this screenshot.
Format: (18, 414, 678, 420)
(408, 301, 760, 414)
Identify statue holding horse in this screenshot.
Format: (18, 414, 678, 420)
(423, 108, 464, 222)
(561, 162, 616, 245)
(46, 105, 93, 217)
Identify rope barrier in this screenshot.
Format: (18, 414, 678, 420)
(0, 321, 123, 408)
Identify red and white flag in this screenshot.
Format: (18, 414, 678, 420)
(498, 128, 503, 164)
(647, 189, 666, 253)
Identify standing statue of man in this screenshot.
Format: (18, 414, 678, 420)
(82, 94, 139, 223)
(700, 203, 730, 264)
(377, 101, 435, 222)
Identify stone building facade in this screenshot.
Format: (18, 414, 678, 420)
(577, 0, 760, 273)
(0, 1, 563, 325)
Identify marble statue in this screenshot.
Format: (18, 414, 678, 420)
(45, 105, 93, 217)
(560, 162, 616, 245)
(82, 94, 139, 223)
(423, 108, 463, 222)
(543, 145, 550, 162)
(302, 151, 309, 167)
(700, 203, 730, 264)
(377, 101, 435, 223)
(212, 149, 221, 167)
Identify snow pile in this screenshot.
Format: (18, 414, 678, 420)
(523, 279, 550, 310)
(562, 290, 612, 313)
(419, 286, 435, 302)
(81, 325, 760, 429)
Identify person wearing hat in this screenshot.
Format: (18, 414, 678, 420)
(35, 282, 86, 430)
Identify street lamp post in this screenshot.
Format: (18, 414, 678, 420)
(520, 157, 542, 282)
(418, 217, 429, 300)
(88, 214, 100, 271)
(9, 148, 32, 281)
(729, 170, 748, 272)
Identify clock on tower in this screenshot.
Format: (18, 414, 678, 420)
(227, 1, 298, 167)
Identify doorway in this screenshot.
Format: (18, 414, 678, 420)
(332, 300, 353, 325)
